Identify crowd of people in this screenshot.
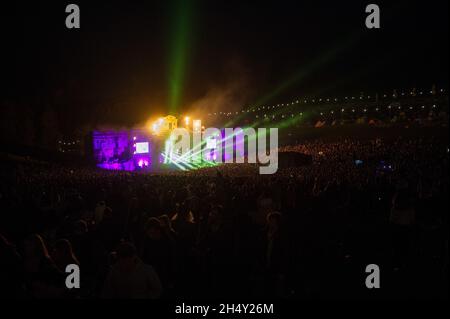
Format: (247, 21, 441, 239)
(0, 136, 448, 299)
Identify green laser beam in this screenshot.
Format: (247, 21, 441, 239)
(222, 33, 362, 129)
(168, 0, 193, 113)
(254, 34, 361, 107)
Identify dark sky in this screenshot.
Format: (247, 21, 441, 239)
(1, 0, 448, 131)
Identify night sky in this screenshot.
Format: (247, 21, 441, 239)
(1, 0, 448, 133)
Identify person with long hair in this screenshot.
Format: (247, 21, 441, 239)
(23, 234, 64, 298)
(51, 239, 80, 272)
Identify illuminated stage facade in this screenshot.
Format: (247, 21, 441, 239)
(92, 129, 160, 171)
(91, 115, 250, 172)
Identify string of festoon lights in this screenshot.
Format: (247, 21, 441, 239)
(207, 87, 446, 117)
(211, 104, 440, 119)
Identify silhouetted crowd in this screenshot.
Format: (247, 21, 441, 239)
(0, 137, 448, 299)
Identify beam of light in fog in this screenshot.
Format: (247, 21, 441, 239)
(168, 0, 193, 113)
(223, 33, 362, 129)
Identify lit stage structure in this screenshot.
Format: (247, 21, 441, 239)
(91, 115, 245, 172)
(91, 116, 177, 171)
(92, 129, 158, 171)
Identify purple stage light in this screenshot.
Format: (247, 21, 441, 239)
(93, 129, 154, 172)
